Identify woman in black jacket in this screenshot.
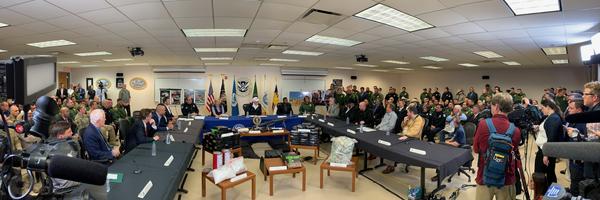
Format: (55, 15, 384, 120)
(534, 99, 563, 184)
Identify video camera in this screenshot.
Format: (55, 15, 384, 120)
(0, 96, 107, 200)
(508, 104, 542, 145)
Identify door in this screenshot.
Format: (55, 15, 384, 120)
(58, 72, 70, 89)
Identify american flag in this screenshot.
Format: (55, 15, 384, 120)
(205, 80, 214, 113)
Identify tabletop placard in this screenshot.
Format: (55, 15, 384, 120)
(346, 129, 356, 134)
(378, 139, 391, 146)
(137, 181, 153, 198)
(230, 173, 248, 182)
(329, 163, 347, 168)
(327, 122, 334, 127)
(164, 155, 174, 166)
(409, 148, 427, 155)
(318, 119, 325, 122)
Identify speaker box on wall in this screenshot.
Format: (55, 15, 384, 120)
(351, 76, 357, 80)
(116, 73, 123, 77)
(482, 75, 490, 80)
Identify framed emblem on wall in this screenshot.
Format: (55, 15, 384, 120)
(129, 77, 147, 90)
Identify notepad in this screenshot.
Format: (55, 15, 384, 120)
(169, 134, 175, 142)
(164, 155, 174, 166)
(269, 166, 288, 171)
(183, 127, 188, 133)
(194, 116, 205, 120)
(107, 173, 123, 183)
(298, 129, 311, 133)
(329, 163, 347, 168)
(272, 130, 284, 134)
(137, 181, 153, 198)
(298, 115, 307, 118)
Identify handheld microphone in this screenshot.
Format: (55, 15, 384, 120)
(47, 155, 108, 185)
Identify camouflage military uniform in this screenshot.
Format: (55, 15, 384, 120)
(101, 125, 120, 147)
(74, 113, 90, 133)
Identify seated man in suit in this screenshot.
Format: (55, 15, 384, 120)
(382, 104, 425, 174)
(152, 104, 174, 131)
(339, 100, 358, 121)
(210, 98, 227, 116)
(181, 96, 199, 116)
(244, 97, 262, 116)
(325, 97, 339, 118)
(353, 101, 374, 127)
(126, 109, 160, 152)
(276, 97, 293, 115)
(162, 98, 175, 121)
(82, 109, 120, 163)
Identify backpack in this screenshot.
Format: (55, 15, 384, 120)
(483, 118, 516, 187)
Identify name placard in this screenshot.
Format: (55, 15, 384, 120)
(327, 122, 335, 127)
(318, 119, 325, 122)
(219, 117, 229, 120)
(298, 115, 307, 118)
(230, 173, 248, 182)
(329, 163, 347, 168)
(346, 129, 356, 134)
(409, 148, 427, 156)
(221, 132, 235, 138)
(184, 127, 188, 133)
(248, 130, 261, 134)
(269, 166, 287, 171)
(137, 181, 153, 198)
(277, 115, 287, 118)
(378, 140, 391, 146)
(164, 155, 174, 166)
(272, 130, 284, 134)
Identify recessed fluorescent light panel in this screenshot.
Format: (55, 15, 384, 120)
(125, 63, 149, 66)
(395, 67, 414, 71)
(0, 22, 9, 28)
(80, 64, 99, 67)
(355, 4, 434, 32)
(459, 63, 479, 67)
(382, 60, 409, 65)
(74, 51, 112, 56)
(57, 61, 79, 64)
(204, 63, 229, 65)
(420, 56, 449, 62)
(182, 29, 246, 37)
(305, 35, 362, 47)
(551, 59, 568, 64)
(200, 57, 233, 61)
(372, 69, 389, 72)
(27, 40, 76, 48)
(282, 50, 323, 56)
(103, 58, 133, 62)
(355, 64, 377, 67)
(0, 49, 6, 53)
(194, 48, 238, 53)
(502, 61, 521, 66)
(422, 66, 442, 69)
(259, 63, 283, 66)
(503, 0, 561, 16)
(269, 58, 299, 62)
(335, 67, 353, 70)
(473, 51, 503, 58)
(542, 46, 567, 55)
(581, 44, 594, 62)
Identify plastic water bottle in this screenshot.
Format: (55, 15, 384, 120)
(166, 132, 172, 144)
(386, 130, 390, 136)
(151, 141, 157, 156)
(324, 114, 327, 121)
(359, 123, 364, 133)
(106, 178, 110, 192)
(346, 117, 350, 125)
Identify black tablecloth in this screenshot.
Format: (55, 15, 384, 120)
(156, 119, 204, 144)
(305, 116, 473, 178)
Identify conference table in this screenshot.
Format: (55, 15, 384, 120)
(98, 119, 203, 200)
(304, 115, 473, 199)
(201, 115, 304, 133)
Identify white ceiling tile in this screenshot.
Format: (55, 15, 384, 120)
(517, 12, 565, 28)
(256, 3, 307, 22)
(46, 15, 95, 29)
(417, 9, 468, 27)
(214, 0, 260, 18)
(0, 0, 31, 8)
(391, 33, 426, 43)
(347, 33, 380, 43)
(450, 0, 512, 21)
(383, 0, 446, 15)
(214, 17, 253, 29)
(431, 37, 467, 45)
(71, 25, 111, 37)
(438, 0, 489, 8)
(9, 0, 70, 20)
(46, 0, 111, 13)
(17, 21, 61, 34)
(272, 32, 312, 45)
(0, 8, 36, 25)
(489, 30, 530, 39)
(102, 21, 144, 32)
(216, 37, 244, 47)
(117, 2, 170, 20)
(314, 0, 377, 16)
(164, 0, 212, 18)
(263, 0, 319, 8)
(458, 32, 497, 41)
(411, 28, 450, 39)
(136, 19, 179, 30)
(173, 17, 213, 28)
(332, 17, 379, 33)
(284, 21, 328, 35)
(244, 29, 281, 43)
(251, 18, 290, 30)
(78, 8, 131, 25)
(475, 17, 522, 31)
(562, 0, 600, 11)
(318, 27, 355, 38)
(440, 22, 486, 35)
(0, 26, 34, 38)
(362, 25, 408, 38)
(105, 0, 160, 7)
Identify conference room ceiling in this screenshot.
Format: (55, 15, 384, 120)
(0, 0, 598, 71)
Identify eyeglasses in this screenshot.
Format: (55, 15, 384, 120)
(583, 93, 595, 96)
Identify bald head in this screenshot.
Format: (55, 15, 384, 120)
(359, 102, 367, 111)
(9, 105, 19, 117)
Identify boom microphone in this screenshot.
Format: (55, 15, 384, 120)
(47, 155, 108, 185)
(565, 110, 600, 123)
(542, 142, 600, 162)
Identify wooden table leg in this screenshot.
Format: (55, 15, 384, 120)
(352, 170, 356, 192)
(314, 148, 318, 164)
(251, 176, 256, 200)
(202, 173, 206, 197)
(320, 168, 323, 189)
(327, 169, 330, 176)
(202, 149, 205, 165)
(269, 175, 274, 196)
(221, 188, 226, 200)
(302, 170, 306, 191)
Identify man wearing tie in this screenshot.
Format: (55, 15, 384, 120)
(152, 104, 174, 131)
(82, 109, 120, 163)
(56, 84, 68, 101)
(126, 109, 160, 152)
(276, 97, 293, 115)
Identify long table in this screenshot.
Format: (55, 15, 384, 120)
(93, 120, 204, 200)
(304, 115, 473, 199)
(201, 115, 304, 133)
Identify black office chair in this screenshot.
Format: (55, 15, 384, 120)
(79, 128, 111, 165)
(118, 118, 130, 153)
(447, 122, 477, 182)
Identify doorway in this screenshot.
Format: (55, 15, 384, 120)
(58, 72, 70, 88)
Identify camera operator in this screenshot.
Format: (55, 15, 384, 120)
(564, 100, 587, 196)
(582, 81, 600, 179)
(47, 121, 81, 193)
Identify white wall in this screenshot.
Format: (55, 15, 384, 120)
(67, 66, 590, 114)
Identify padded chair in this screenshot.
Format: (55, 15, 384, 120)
(118, 118, 130, 153)
(447, 122, 477, 182)
(78, 128, 111, 165)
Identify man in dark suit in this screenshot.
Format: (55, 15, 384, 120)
(371, 100, 385, 125)
(276, 97, 293, 115)
(82, 109, 120, 162)
(353, 101, 374, 127)
(56, 84, 68, 101)
(244, 97, 262, 116)
(126, 109, 160, 152)
(181, 96, 200, 116)
(152, 104, 174, 131)
(339, 100, 358, 121)
(162, 98, 175, 120)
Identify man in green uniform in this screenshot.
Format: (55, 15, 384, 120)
(399, 87, 409, 100)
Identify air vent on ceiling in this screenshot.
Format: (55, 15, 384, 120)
(301, 9, 344, 26)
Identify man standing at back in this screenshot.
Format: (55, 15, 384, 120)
(118, 84, 131, 116)
(473, 93, 521, 200)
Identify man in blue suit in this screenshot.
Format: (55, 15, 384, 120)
(82, 109, 120, 162)
(126, 109, 160, 152)
(152, 104, 174, 131)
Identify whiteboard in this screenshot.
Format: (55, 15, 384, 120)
(154, 79, 205, 102)
(279, 77, 326, 99)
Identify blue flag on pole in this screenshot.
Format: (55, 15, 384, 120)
(231, 77, 239, 116)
